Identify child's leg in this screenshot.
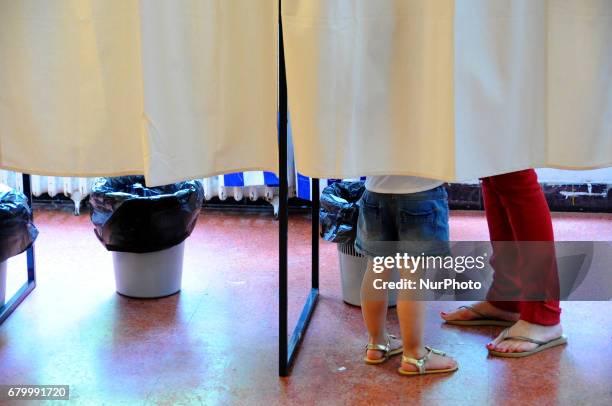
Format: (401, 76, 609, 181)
(361, 257, 401, 359)
(397, 299, 424, 351)
(397, 301, 457, 373)
(397, 268, 457, 373)
(361, 257, 389, 344)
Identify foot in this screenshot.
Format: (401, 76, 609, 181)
(487, 320, 563, 353)
(400, 347, 457, 373)
(366, 335, 402, 361)
(440, 301, 519, 323)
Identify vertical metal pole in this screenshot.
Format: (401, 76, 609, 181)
(22, 174, 36, 283)
(278, 0, 290, 377)
(311, 179, 319, 290)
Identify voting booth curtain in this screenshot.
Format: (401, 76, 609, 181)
(0, 1, 145, 178)
(1, 0, 610, 184)
(140, 1, 278, 186)
(0, 0, 278, 187)
(283, 0, 612, 181)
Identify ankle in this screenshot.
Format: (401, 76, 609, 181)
(402, 346, 426, 358)
(369, 334, 388, 345)
(486, 302, 519, 314)
(518, 320, 563, 329)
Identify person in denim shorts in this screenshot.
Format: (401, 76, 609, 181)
(356, 175, 458, 376)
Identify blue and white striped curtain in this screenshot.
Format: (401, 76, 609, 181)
(221, 171, 279, 188)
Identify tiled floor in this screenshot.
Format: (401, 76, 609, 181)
(0, 209, 610, 405)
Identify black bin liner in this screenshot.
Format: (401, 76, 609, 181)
(0, 184, 38, 263)
(89, 176, 204, 253)
(319, 181, 365, 244)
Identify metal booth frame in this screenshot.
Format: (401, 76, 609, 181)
(0, 174, 37, 325)
(277, 0, 320, 377)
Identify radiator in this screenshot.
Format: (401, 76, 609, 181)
(0, 170, 296, 217)
(0, 171, 94, 215)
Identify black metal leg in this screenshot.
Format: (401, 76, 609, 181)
(0, 173, 37, 325)
(284, 179, 319, 373)
(311, 180, 319, 290)
(22, 174, 36, 284)
(278, 0, 319, 376)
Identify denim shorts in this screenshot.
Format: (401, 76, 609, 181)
(355, 186, 450, 258)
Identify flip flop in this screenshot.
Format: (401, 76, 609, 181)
(398, 346, 459, 376)
(443, 305, 515, 327)
(488, 328, 568, 358)
(364, 334, 403, 365)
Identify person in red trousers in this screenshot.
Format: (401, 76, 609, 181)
(441, 169, 567, 357)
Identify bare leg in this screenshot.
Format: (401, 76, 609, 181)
(361, 258, 400, 360)
(397, 299, 424, 351)
(397, 268, 457, 373)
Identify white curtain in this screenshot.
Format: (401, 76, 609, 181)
(0, 1, 145, 177)
(1, 1, 609, 185)
(140, 0, 278, 186)
(0, 0, 278, 187)
(283, 0, 612, 181)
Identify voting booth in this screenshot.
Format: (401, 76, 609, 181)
(0, 0, 610, 375)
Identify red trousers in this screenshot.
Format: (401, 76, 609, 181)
(482, 169, 561, 326)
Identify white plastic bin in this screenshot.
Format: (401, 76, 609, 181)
(0, 260, 7, 306)
(112, 242, 185, 298)
(338, 243, 398, 307)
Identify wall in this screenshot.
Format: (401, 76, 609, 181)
(536, 168, 612, 184)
